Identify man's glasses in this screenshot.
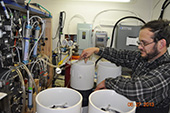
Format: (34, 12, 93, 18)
(137, 41, 155, 47)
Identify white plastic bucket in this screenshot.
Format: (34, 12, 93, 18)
(36, 87, 82, 113)
(71, 60, 95, 90)
(88, 89, 136, 113)
(97, 62, 121, 84)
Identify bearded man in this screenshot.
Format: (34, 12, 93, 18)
(79, 20, 170, 113)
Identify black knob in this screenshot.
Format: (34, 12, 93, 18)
(41, 43, 45, 46)
(45, 37, 48, 40)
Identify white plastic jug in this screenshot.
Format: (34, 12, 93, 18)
(36, 87, 82, 113)
(97, 62, 121, 84)
(71, 60, 95, 90)
(88, 89, 136, 113)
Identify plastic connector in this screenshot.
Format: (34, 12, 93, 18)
(56, 68, 61, 74)
(58, 60, 63, 66)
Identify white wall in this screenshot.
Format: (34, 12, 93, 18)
(26, 0, 154, 50)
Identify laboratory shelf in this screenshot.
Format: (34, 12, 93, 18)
(3, 0, 52, 18)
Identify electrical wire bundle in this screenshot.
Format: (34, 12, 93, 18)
(0, 1, 52, 113)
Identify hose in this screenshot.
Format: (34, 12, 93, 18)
(159, 0, 170, 19)
(22, 64, 38, 94)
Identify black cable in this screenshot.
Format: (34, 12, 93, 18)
(61, 11, 66, 30)
(95, 56, 102, 67)
(110, 16, 145, 48)
(159, 0, 170, 19)
(52, 26, 60, 40)
(164, 1, 170, 8)
(162, 0, 169, 8)
(95, 16, 146, 67)
(52, 11, 66, 40)
(159, 0, 167, 19)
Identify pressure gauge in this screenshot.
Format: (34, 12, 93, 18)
(68, 40, 73, 47)
(62, 39, 68, 47)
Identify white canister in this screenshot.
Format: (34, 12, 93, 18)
(71, 60, 95, 90)
(97, 62, 121, 84)
(88, 89, 136, 113)
(36, 87, 82, 113)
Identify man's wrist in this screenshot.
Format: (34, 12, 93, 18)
(94, 47, 100, 54)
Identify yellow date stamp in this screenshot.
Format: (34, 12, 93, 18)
(127, 102, 154, 107)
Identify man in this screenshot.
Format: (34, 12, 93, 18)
(79, 20, 170, 113)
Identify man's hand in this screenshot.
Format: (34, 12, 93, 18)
(79, 47, 99, 63)
(95, 80, 106, 91)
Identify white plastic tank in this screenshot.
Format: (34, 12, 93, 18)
(88, 89, 136, 113)
(70, 60, 95, 90)
(97, 62, 121, 84)
(36, 87, 82, 113)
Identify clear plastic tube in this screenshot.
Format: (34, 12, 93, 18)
(22, 65, 38, 94)
(33, 26, 40, 57)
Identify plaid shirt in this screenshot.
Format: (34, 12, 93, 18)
(97, 47, 170, 108)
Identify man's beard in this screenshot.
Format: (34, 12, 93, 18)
(142, 44, 160, 61)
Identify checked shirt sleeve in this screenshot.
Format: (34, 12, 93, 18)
(105, 66, 170, 107)
(96, 47, 140, 69)
(97, 47, 170, 107)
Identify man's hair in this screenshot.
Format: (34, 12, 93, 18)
(141, 20, 170, 47)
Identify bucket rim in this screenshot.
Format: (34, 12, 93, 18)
(89, 89, 136, 113)
(35, 87, 83, 111)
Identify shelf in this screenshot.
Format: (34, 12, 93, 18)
(3, 0, 52, 18)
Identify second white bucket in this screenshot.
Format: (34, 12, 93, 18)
(97, 62, 121, 84)
(70, 60, 95, 90)
(88, 89, 136, 113)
